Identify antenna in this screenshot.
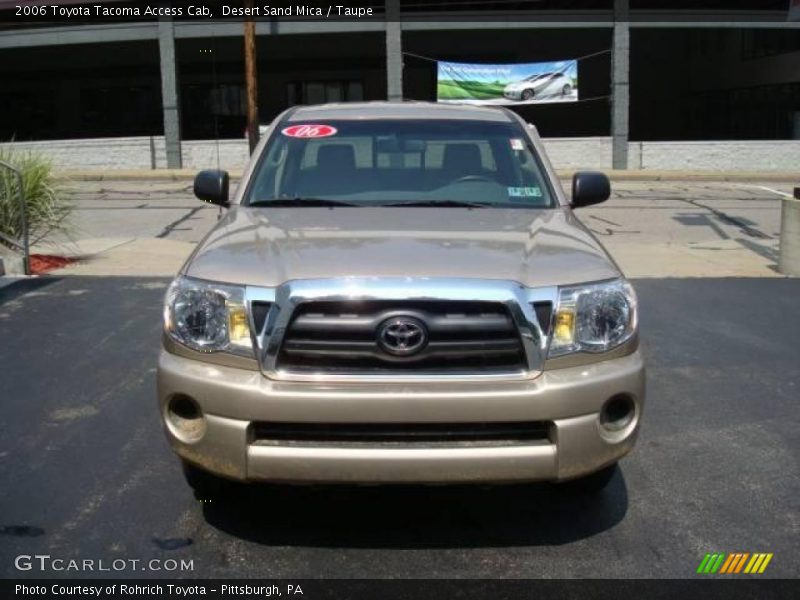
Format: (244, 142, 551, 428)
(210, 27, 221, 172)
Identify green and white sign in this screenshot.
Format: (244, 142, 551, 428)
(437, 59, 578, 105)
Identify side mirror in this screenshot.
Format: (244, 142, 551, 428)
(571, 171, 610, 208)
(193, 169, 230, 207)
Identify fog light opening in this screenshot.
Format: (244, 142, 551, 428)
(600, 394, 635, 433)
(167, 394, 206, 441)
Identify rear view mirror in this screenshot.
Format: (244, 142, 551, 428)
(571, 171, 610, 208)
(193, 170, 230, 207)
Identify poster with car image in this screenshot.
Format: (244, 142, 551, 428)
(437, 59, 578, 105)
(790, 0, 800, 21)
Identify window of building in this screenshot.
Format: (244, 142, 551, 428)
(181, 83, 248, 139)
(742, 29, 800, 60)
(0, 90, 55, 139)
(287, 80, 364, 106)
(80, 85, 159, 136)
(688, 81, 800, 139)
(210, 84, 246, 117)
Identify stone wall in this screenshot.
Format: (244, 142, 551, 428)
(2, 136, 799, 172)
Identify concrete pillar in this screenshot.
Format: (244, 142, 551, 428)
(158, 17, 182, 169)
(611, 0, 630, 170)
(778, 192, 800, 276)
(385, 0, 403, 101)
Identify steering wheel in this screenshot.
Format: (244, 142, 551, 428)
(453, 175, 494, 184)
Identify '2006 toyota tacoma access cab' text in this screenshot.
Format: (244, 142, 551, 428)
(158, 102, 645, 496)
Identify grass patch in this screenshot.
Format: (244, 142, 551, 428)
(0, 146, 72, 248)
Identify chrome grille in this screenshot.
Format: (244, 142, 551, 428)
(276, 300, 526, 374)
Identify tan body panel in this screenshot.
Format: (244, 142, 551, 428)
(158, 350, 645, 483)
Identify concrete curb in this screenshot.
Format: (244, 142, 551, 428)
(53, 168, 799, 183)
(0, 247, 25, 276)
(588, 170, 799, 182)
(53, 169, 209, 182)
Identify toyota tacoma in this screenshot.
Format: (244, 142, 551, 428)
(158, 102, 645, 496)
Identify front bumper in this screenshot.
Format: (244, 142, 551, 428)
(157, 349, 645, 484)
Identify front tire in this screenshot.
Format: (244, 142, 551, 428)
(521, 88, 535, 101)
(181, 460, 226, 498)
(556, 463, 617, 494)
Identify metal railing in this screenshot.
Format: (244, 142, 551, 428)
(0, 160, 30, 275)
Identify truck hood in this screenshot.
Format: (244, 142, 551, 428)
(183, 207, 621, 288)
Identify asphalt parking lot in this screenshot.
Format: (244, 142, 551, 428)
(1, 275, 798, 578)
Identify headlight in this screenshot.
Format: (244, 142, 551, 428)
(548, 279, 637, 357)
(164, 276, 253, 357)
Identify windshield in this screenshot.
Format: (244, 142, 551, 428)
(244, 118, 555, 208)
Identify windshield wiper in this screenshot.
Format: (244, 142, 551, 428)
(379, 199, 491, 208)
(249, 197, 358, 207)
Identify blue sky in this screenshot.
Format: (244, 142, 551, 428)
(438, 59, 577, 84)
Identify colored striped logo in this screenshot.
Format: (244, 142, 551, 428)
(696, 553, 773, 574)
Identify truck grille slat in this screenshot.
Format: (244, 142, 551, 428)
(290, 314, 514, 336)
(251, 421, 551, 447)
(283, 338, 521, 360)
(276, 300, 526, 374)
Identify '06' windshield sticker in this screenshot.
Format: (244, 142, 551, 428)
(282, 124, 338, 138)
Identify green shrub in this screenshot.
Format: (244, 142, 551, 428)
(0, 146, 72, 247)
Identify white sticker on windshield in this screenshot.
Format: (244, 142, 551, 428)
(510, 138, 525, 151)
(508, 187, 542, 198)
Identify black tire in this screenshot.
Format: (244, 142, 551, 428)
(181, 460, 226, 498)
(521, 88, 535, 101)
(556, 463, 617, 494)
(562, 83, 572, 96)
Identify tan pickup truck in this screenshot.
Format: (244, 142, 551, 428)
(158, 102, 645, 496)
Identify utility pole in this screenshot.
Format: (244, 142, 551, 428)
(244, 0, 259, 154)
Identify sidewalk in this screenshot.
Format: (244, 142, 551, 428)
(2, 177, 795, 280)
(30, 237, 194, 277)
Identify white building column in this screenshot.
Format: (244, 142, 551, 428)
(158, 17, 182, 169)
(612, 0, 630, 169)
(385, 0, 403, 101)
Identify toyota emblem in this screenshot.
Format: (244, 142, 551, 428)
(377, 316, 428, 357)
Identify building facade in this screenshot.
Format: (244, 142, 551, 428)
(0, 0, 798, 169)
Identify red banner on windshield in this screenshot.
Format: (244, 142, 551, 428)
(282, 124, 338, 138)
